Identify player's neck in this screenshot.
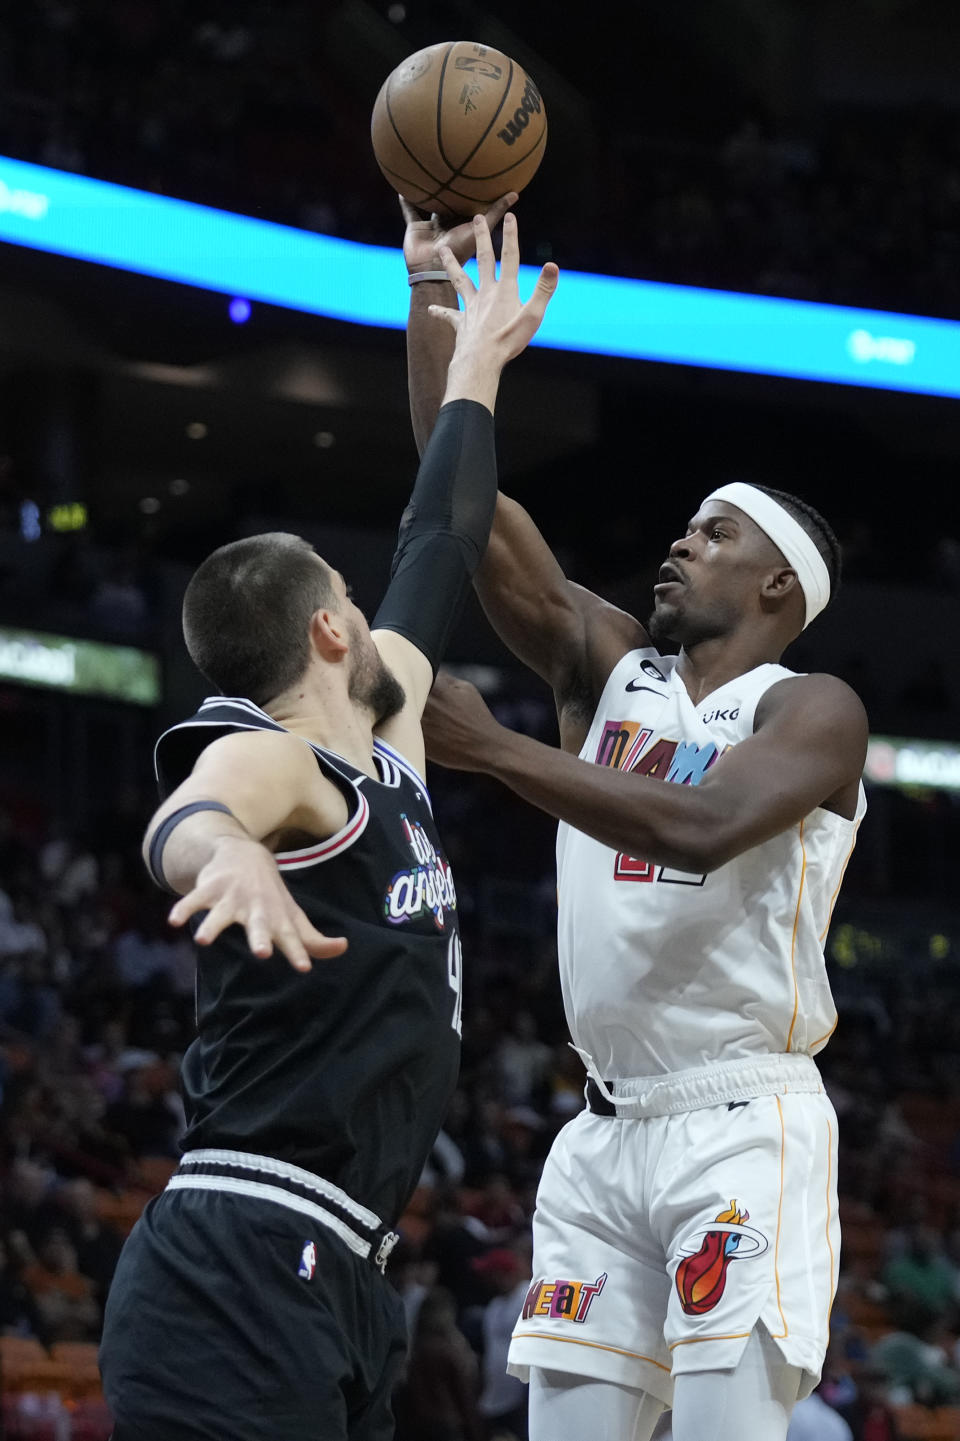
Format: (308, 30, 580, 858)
(266, 683, 379, 777)
(675, 630, 786, 706)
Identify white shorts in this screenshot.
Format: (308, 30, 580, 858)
(507, 1054, 839, 1407)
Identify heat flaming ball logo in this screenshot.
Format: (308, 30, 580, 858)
(675, 1199, 768, 1316)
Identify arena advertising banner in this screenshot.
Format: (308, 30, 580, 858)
(0, 625, 160, 706)
(864, 736, 960, 793)
(2, 155, 960, 397)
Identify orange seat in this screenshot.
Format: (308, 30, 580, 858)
(135, 1155, 178, 1193)
(1, 1356, 76, 1395)
(94, 1187, 148, 1235)
(50, 1340, 100, 1369)
(892, 1403, 960, 1440)
(928, 1407, 960, 1441)
(0, 1334, 48, 1367)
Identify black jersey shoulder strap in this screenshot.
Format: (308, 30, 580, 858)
(153, 696, 367, 819)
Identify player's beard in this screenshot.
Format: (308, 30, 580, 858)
(347, 620, 406, 725)
(647, 594, 732, 649)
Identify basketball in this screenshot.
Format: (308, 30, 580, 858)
(371, 41, 547, 217)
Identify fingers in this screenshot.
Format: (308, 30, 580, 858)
(304, 932, 349, 960)
(193, 898, 235, 948)
(474, 213, 496, 285)
(438, 241, 475, 296)
(482, 191, 519, 231)
(168, 890, 207, 929)
(497, 211, 520, 283)
(520, 262, 560, 332)
(427, 304, 462, 333)
(169, 881, 348, 973)
(398, 194, 430, 226)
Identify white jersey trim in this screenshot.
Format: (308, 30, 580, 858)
(274, 791, 370, 869)
(374, 737, 431, 802)
(178, 1148, 382, 1228)
(156, 709, 371, 870)
(165, 1173, 370, 1259)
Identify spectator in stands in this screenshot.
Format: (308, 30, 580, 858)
(0, 1235, 44, 1337)
(872, 1321, 960, 1406)
(494, 1012, 551, 1109)
(786, 1391, 853, 1441)
(21, 1227, 99, 1342)
(474, 1248, 530, 1440)
(395, 1286, 484, 1441)
(881, 1223, 960, 1333)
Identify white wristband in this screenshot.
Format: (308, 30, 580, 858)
(408, 270, 451, 285)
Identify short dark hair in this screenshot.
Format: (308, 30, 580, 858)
(752, 485, 842, 600)
(182, 533, 338, 705)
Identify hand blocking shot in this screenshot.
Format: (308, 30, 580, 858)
(98, 212, 557, 1441)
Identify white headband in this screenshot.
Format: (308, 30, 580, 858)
(704, 483, 831, 629)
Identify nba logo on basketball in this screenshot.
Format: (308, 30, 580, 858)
(298, 1241, 317, 1280)
(675, 1199, 768, 1316)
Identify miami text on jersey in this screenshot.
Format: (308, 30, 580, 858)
(595, 719, 724, 785)
(383, 815, 457, 930)
(595, 720, 730, 883)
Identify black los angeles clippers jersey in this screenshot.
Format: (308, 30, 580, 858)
(154, 697, 462, 1223)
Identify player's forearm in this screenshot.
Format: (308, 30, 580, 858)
(142, 810, 264, 896)
(474, 495, 583, 689)
(372, 400, 497, 674)
(408, 282, 457, 456)
(477, 729, 722, 873)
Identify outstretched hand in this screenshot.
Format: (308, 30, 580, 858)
(168, 835, 348, 973)
(432, 212, 559, 370)
(401, 192, 518, 274)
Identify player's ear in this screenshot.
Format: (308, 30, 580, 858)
(309, 608, 349, 661)
(759, 567, 803, 616)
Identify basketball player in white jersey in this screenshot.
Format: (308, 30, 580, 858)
(402, 213, 868, 1441)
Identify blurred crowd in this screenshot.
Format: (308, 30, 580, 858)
(2, 788, 960, 1439)
(1, 3, 959, 317)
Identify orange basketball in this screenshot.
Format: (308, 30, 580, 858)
(371, 41, 547, 217)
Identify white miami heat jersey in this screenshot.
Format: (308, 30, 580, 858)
(556, 649, 866, 1079)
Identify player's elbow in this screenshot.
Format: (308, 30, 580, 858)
(656, 809, 740, 875)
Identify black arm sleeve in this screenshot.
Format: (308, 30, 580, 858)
(372, 398, 496, 675)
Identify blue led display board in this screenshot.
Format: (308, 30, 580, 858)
(2, 153, 959, 398)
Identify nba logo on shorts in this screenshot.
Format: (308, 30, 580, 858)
(298, 1241, 317, 1280)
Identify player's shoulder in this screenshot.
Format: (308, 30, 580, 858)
(155, 697, 312, 792)
(757, 670, 869, 735)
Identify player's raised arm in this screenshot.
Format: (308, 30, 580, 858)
(402, 200, 648, 735)
(422, 670, 868, 873)
(142, 729, 348, 972)
(372, 212, 558, 745)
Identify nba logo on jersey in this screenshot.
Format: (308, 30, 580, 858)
(297, 1241, 317, 1280)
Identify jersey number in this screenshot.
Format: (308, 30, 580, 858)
(614, 852, 707, 887)
(447, 933, 463, 1036)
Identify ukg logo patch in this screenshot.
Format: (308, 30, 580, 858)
(383, 815, 456, 930)
(675, 1200, 768, 1316)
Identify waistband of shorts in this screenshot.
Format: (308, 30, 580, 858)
(165, 1148, 400, 1273)
(584, 1053, 823, 1119)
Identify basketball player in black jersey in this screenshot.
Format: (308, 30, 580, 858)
(98, 211, 557, 1441)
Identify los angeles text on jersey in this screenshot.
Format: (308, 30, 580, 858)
(383, 813, 457, 929)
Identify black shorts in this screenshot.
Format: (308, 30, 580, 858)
(100, 1188, 407, 1441)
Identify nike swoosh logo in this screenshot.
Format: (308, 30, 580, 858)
(625, 681, 666, 695)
